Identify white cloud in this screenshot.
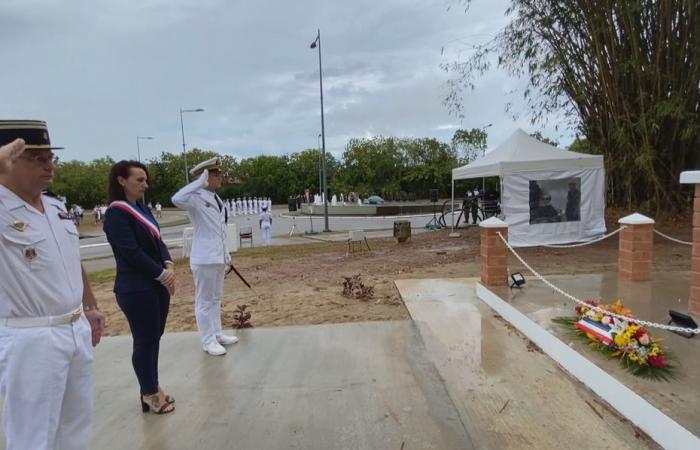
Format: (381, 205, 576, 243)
(0, 0, 573, 163)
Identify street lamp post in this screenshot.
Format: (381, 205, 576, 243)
(136, 136, 154, 204)
(180, 108, 205, 183)
(310, 29, 330, 232)
(317, 133, 322, 196)
(136, 136, 153, 162)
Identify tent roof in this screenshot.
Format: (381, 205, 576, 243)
(452, 128, 604, 180)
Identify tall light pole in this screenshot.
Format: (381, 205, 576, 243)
(310, 29, 330, 232)
(136, 136, 153, 204)
(317, 133, 322, 195)
(180, 108, 205, 183)
(136, 136, 153, 162)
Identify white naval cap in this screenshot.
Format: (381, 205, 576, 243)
(190, 157, 221, 176)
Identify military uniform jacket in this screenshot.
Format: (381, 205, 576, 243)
(0, 185, 82, 317)
(171, 171, 230, 266)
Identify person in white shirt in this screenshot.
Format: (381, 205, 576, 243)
(0, 121, 105, 450)
(155, 201, 162, 219)
(171, 157, 238, 356)
(259, 205, 273, 246)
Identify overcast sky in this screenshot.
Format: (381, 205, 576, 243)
(0, 0, 573, 163)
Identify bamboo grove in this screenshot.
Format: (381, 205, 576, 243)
(445, 0, 700, 212)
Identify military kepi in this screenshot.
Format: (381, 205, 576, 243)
(190, 157, 221, 176)
(0, 120, 64, 150)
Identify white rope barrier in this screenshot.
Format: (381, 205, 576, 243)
(541, 226, 625, 248)
(653, 229, 693, 246)
(495, 232, 700, 334)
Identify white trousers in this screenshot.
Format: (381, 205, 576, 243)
(192, 264, 226, 346)
(261, 224, 271, 246)
(0, 316, 94, 450)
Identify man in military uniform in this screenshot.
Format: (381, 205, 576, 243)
(171, 157, 238, 356)
(0, 120, 106, 450)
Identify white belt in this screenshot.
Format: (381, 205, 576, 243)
(0, 308, 83, 328)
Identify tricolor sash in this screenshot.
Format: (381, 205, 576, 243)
(108, 201, 161, 240)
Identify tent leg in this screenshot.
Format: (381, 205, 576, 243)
(449, 179, 460, 237)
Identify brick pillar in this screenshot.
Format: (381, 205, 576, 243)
(679, 171, 700, 316)
(691, 184, 700, 316)
(480, 217, 508, 287)
(680, 172, 700, 316)
(618, 213, 654, 281)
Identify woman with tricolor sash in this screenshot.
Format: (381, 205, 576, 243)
(103, 160, 176, 415)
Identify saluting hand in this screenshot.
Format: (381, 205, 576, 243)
(0, 138, 26, 174)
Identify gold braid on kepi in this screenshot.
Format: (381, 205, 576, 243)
(190, 157, 221, 176)
(0, 120, 64, 150)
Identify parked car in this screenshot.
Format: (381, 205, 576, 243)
(365, 195, 385, 205)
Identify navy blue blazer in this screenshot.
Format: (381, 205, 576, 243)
(103, 202, 172, 294)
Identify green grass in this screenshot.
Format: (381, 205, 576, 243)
(87, 267, 117, 284)
(161, 218, 190, 228)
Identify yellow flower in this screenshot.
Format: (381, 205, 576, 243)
(614, 333, 629, 347)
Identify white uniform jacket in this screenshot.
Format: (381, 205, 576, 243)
(0, 185, 83, 317)
(171, 171, 230, 266)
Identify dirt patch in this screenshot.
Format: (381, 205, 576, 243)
(93, 221, 693, 337)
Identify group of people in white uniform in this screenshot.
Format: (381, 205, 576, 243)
(226, 196, 271, 216)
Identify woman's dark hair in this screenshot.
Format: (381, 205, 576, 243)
(107, 160, 150, 203)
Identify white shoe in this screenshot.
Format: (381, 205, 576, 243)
(203, 341, 227, 356)
(216, 334, 239, 346)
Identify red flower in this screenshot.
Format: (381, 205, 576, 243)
(633, 328, 647, 339)
(648, 355, 668, 368)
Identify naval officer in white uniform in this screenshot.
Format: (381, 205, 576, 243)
(171, 157, 238, 356)
(0, 120, 106, 450)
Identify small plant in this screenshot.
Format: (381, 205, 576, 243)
(342, 274, 375, 301)
(233, 304, 253, 329)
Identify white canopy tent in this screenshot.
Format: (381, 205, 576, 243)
(451, 129, 606, 246)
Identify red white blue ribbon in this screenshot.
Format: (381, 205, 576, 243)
(108, 201, 161, 239)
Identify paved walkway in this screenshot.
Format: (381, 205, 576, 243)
(0, 322, 475, 450)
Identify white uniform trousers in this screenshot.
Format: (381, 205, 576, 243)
(261, 224, 272, 246)
(0, 316, 94, 450)
(192, 264, 226, 346)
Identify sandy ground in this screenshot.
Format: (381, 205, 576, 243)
(92, 217, 693, 337)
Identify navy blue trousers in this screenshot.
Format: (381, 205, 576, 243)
(116, 286, 170, 396)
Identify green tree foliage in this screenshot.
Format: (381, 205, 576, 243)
(333, 136, 457, 198)
(231, 155, 295, 202)
(402, 138, 457, 196)
(529, 131, 558, 147)
(567, 137, 599, 155)
(444, 0, 700, 212)
(334, 137, 404, 197)
(145, 148, 221, 206)
(287, 148, 339, 196)
(51, 136, 458, 206)
(452, 128, 488, 163)
(53, 157, 114, 207)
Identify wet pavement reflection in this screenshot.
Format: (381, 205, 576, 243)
(492, 272, 699, 438)
(396, 278, 659, 449)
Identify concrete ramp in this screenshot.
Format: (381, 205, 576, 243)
(395, 277, 659, 450)
(2, 321, 474, 450)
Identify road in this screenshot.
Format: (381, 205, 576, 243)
(80, 207, 455, 271)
